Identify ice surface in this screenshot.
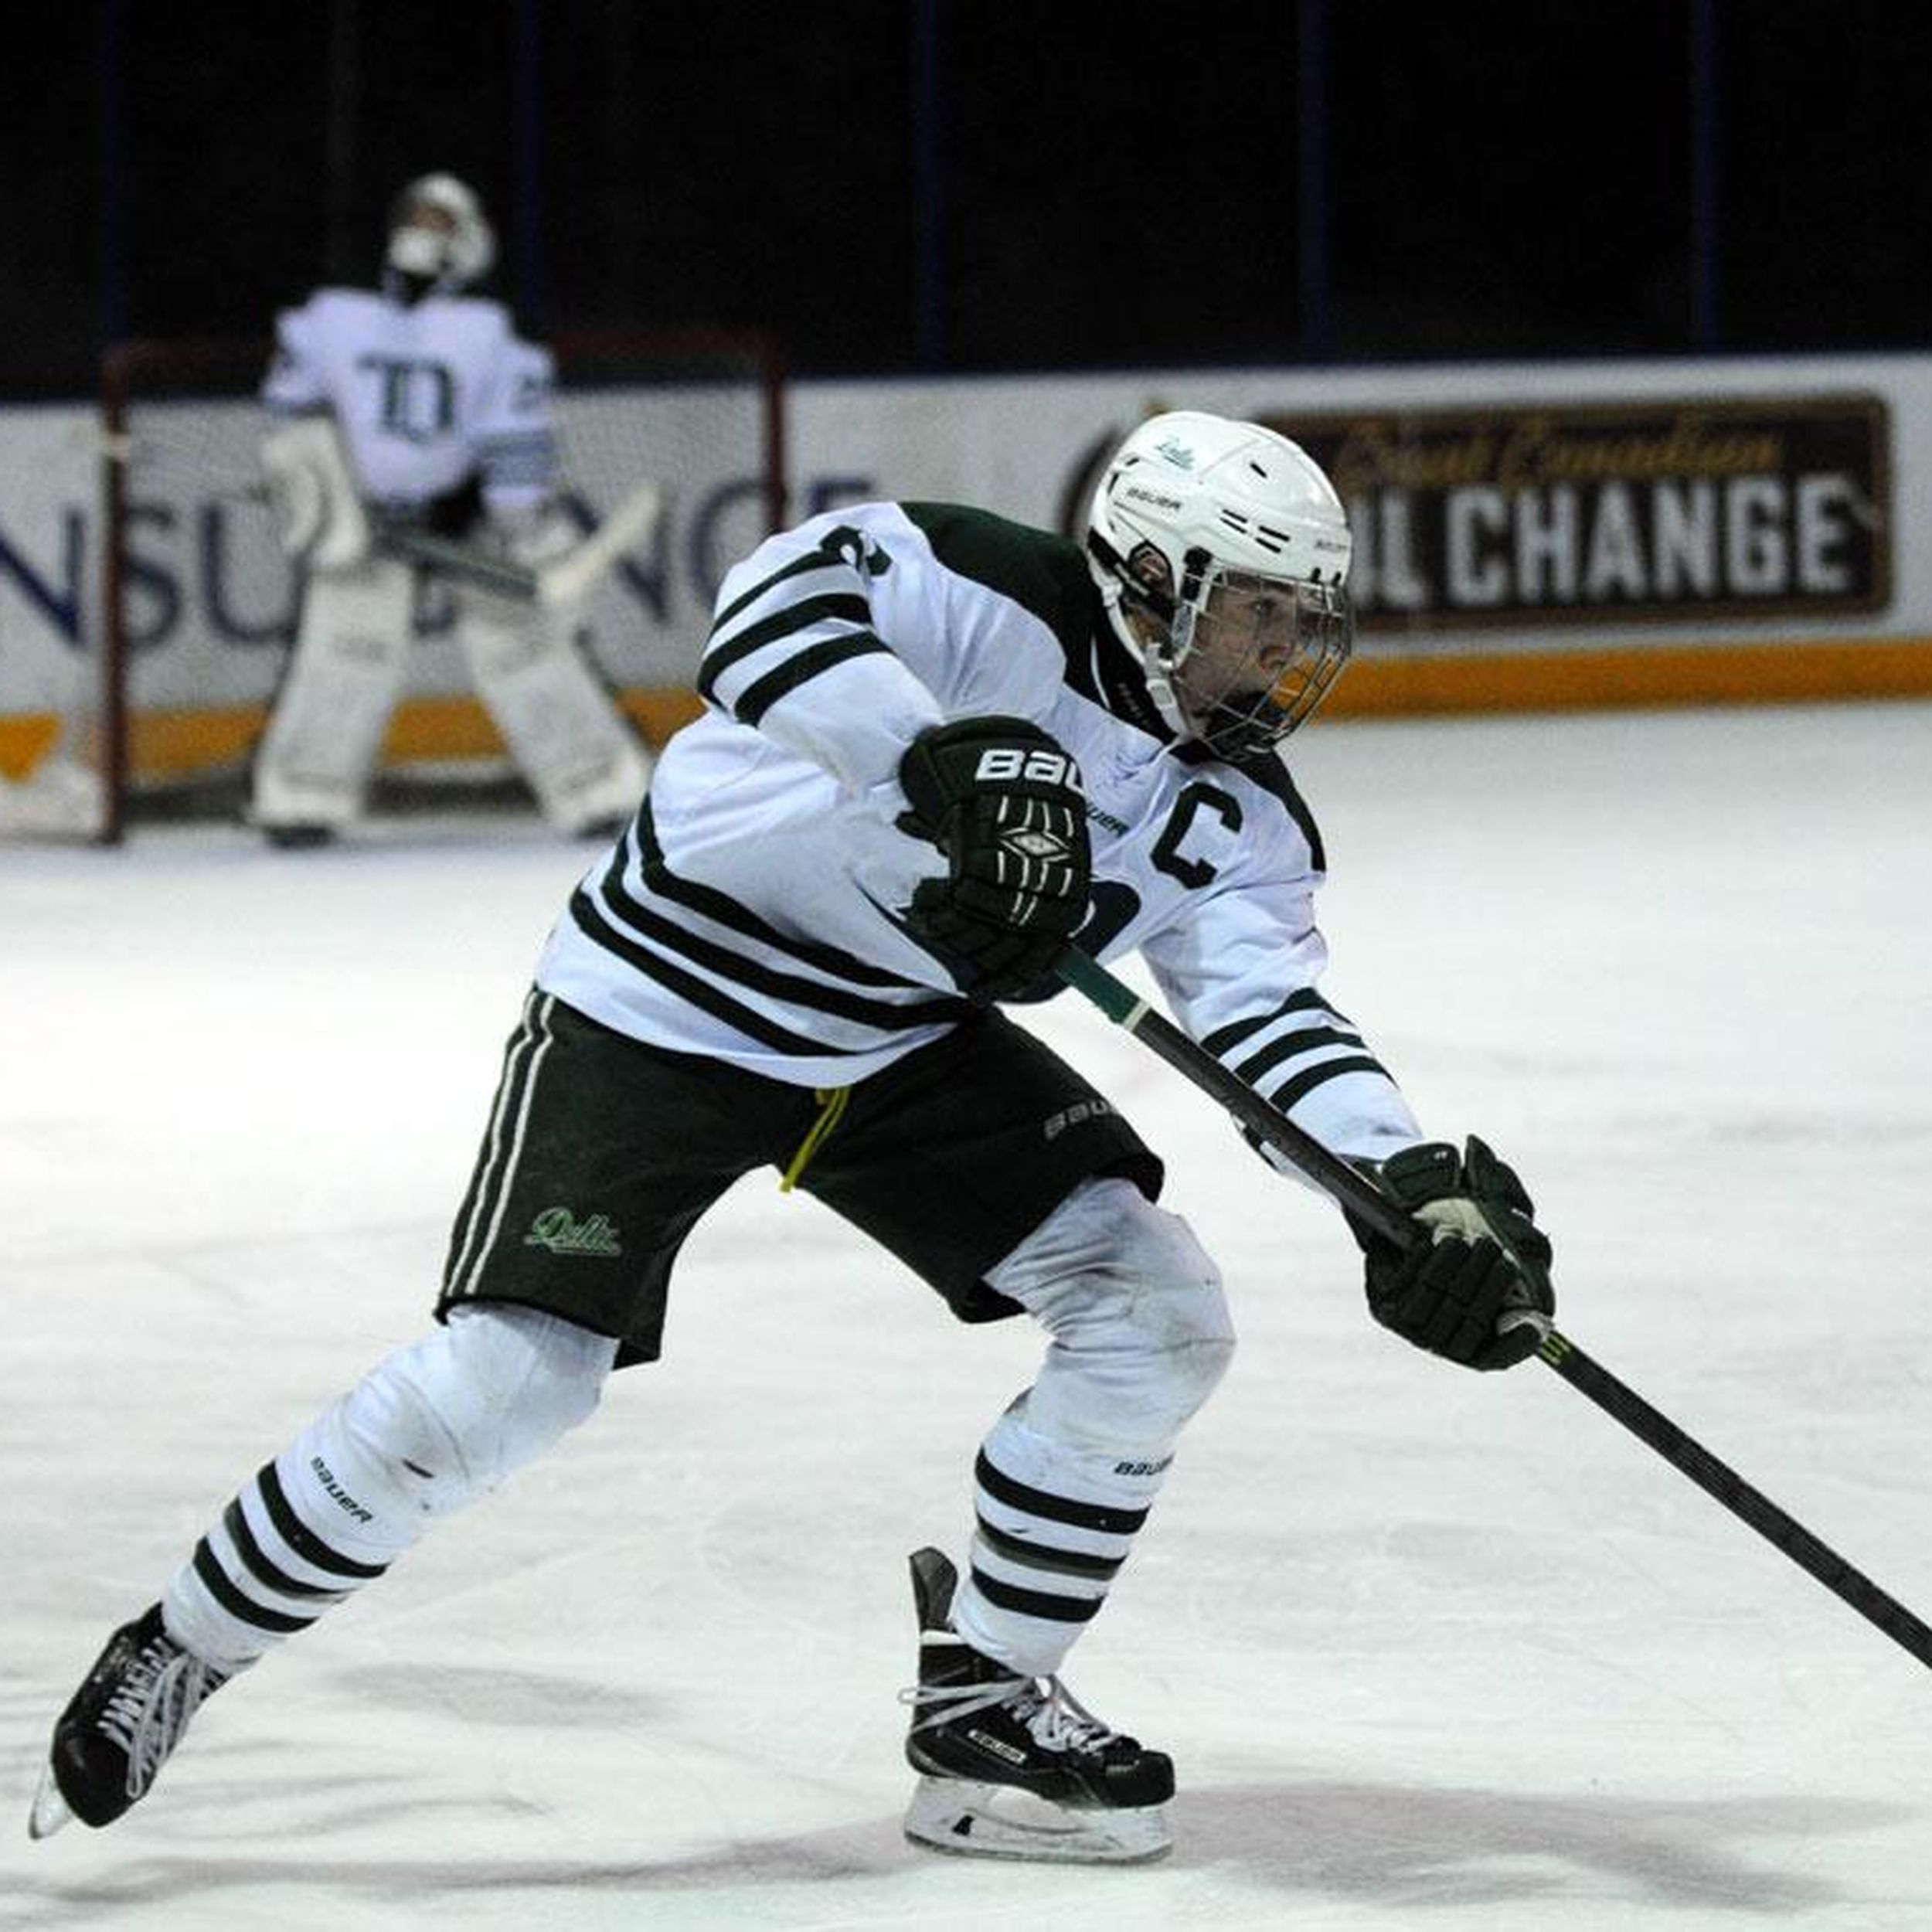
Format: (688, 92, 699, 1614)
(4, 702, 1930, 1929)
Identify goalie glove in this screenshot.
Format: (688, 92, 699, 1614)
(896, 716, 1091, 1003)
(1352, 1136, 1554, 1371)
(258, 418, 372, 571)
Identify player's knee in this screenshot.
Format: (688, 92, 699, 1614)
(1003, 1179, 1235, 1438)
(430, 1303, 614, 1492)
(342, 1303, 615, 1515)
(1134, 1213, 1235, 1414)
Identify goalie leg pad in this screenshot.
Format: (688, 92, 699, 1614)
(257, 418, 372, 570)
(455, 597, 652, 833)
(250, 560, 415, 834)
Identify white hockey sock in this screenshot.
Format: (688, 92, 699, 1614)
(162, 1304, 614, 1673)
(949, 1403, 1171, 1680)
(947, 1178, 1235, 1679)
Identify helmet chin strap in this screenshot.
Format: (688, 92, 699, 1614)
(1114, 600, 1194, 740)
(1139, 657, 1192, 740)
(1146, 605, 1203, 733)
(1086, 526, 1196, 740)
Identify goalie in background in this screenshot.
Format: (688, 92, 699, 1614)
(251, 172, 652, 847)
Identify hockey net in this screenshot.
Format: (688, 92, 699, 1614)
(1, 328, 784, 842)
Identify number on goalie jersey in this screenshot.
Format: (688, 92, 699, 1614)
(33, 412, 1556, 1868)
(250, 172, 649, 846)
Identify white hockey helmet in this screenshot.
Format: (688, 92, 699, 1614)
(1086, 410, 1355, 755)
(386, 173, 496, 293)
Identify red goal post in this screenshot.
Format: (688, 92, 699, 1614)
(28, 326, 785, 843)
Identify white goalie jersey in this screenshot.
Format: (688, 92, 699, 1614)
(535, 500, 1425, 1164)
(262, 285, 556, 519)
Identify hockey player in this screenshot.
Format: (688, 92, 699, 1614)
(250, 172, 651, 845)
(31, 413, 1553, 1863)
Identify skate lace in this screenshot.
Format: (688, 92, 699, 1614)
(902, 1672, 1121, 1756)
(97, 1640, 223, 1801)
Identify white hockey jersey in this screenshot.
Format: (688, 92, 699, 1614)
(535, 501, 1425, 1164)
(262, 286, 556, 518)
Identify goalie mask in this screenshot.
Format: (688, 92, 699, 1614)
(1085, 411, 1355, 757)
(385, 173, 496, 298)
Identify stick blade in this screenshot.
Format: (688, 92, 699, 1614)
(538, 481, 664, 607)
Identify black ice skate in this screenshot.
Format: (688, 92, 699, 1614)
(899, 1546, 1173, 1863)
(29, 1604, 232, 1839)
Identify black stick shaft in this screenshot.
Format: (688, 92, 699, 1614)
(1535, 1332, 1932, 1668)
(1053, 946, 1932, 1673)
(1052, 948, 1419, 1248)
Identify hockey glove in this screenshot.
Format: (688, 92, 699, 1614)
(1355, 1136, 1554, 1371)
(896, 716, 1091, 1002)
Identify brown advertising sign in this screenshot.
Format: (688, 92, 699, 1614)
(1270, 395, 1891, 631)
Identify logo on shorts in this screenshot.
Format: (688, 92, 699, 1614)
(1042, 1098, 1114, 1141)
(524, 1206, 624, 1257)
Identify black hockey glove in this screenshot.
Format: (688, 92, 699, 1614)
(1353, 1136, 1554, 1371)
(896, 716, 1091, 1002)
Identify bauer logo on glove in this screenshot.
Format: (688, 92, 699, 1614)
(972, 746, 1080, 789)
(896, 716, 1093, 1004)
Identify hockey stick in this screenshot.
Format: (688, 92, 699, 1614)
(121, 419, 668, 607)
(1052, 945, 1932, 1674)
(374, 480, 664, 608)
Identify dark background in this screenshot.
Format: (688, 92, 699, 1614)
(8, 1, 1930, 397)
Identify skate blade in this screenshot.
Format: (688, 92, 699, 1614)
(903, 1774, 1172, 1865)
(27, 1764, 73, 1842)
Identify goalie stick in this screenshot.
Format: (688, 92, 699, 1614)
(250, 418, 665, 605)
(374, 479, 665, 607)
(1051, 945, 1932, 1675)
